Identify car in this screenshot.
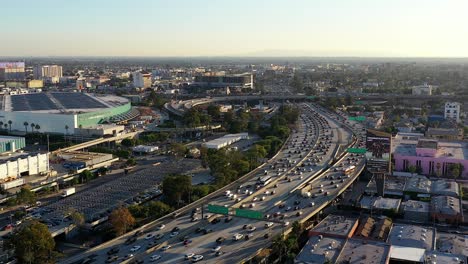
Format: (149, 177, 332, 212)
(161, 245, 171, 251)
(247, 226, 257, 232)
(154, 233, 164, 240)
(233, 233, 244, 241)
(224, 216, 233, 223)
(211, 218, 220, 224)
(192, 255, 204, 262)
(216, 237, 225, 244)
(107, 247, 120, 255)
(185, 253, 195, 260)
(179, 235, 189, 242)
(170, 232, 179, 237)
(264, 233, 270, 239)
(145, 233, 155, 240)
(147, 241, 159, 249)
(296, 211, 303, 216)
(157, 224, 165, 230)
(264, 222, 274, 228)
(183, 239, 193, 245)
(285, 206, 292, 211)
(215, 251, 224, 256)
(212, 246, 221, 252)
(125, 237, 137, 245)
(130, 245, 141, 252)
(124, 254, 134, 260)
(250, 203, 256, 208)
(284, 221, 290, 227)
(106, 255, 119, 263)
(243, 224, 249, 229)
(150, 255, 162, 262)
(172, 226, 180, 232)
(202, 228, 213, 234)
(191, 217, 199, 222)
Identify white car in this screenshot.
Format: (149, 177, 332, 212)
(170, 231, 179, 237)
(157, 224, 165, 230)
(283, 221, 290, 227)
(192, 255, 204, 262)
(161, 245, 171, 251)
(130, 245, 141, 252)
(211, 246, 221, 252)
(233, 233, 244, 241)
(185, 253, 195, 260)
(247, 226, 257, 232)
(145, 233, 155, 240)
(264, 222, 274, 228)
(150, 255, 162, 262)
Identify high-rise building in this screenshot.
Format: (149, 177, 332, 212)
(33, 65, 63, 83)
(0, 62, 25, 81)
(444, 102, 461, 123)
(133, 71, 152, 88)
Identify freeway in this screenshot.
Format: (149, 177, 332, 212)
(60, 103, 358, 264)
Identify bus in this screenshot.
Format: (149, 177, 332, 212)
(258, 175, 272, 186)
(344, 165, 356, 175)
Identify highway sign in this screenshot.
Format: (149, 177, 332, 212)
(347, 148, 366, 154)
(307, 96, 316, 100)
(235, 208, 263, 219)
(207, 204, 229, 215)
(349, 116, 366, 121)
(355, 100, 364, 105)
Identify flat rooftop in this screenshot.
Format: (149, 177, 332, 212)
(424, 251, 467, 264)
(335, 238, 390, 264)
(431, 180, 459, 197)
(2, 92, 129, 113)
(431, 196, 461, 215)
(387, 224, 434, 250)
(402, 200, 430, 213)
(295, 235, 345, 264)
(311, 215, 358, 238)
(393, 137, 468, 160)
(436, 232, 468, 256)
(404, 176, 431, 194)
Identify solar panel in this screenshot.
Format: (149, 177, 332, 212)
(10, 93, 57, 111)
(51, 93, 107, 109)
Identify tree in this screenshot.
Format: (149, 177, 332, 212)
(79, 170, 94, 183)
(9, 220, 56, 264)
(271, 234, 288, 263)
(24, 122, 29, 133)
(207, 104, 220, 119)
(35, 124, 40, 132)
(30, 123, 35, 133)
(162, 175, 192, 207)
(121, 138, 135, 147)
(0, 121, 3, 130)
(109, 207, 135, 236)
(170, 143, 187, 159)
(8, 120, 12, 133)
(67, 208, 85, 229)
(408, 165, 417, 174)
(147, 201, 172, 219)
(64, 125, 69, 141)
(290, 73, 304, 94)
(126, 158, 136, 166)
(16, 187, 36, 206)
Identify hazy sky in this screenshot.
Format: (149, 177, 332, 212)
(2, 0, 468, 57)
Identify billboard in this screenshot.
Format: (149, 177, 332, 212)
(365, 129, 391, 161)
(0, 62, 25, 68)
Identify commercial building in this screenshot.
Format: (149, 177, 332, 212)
(0, 152, 49, 181)
(393, 134, 468, 178)
(295, 235, 345, 264)
(0, 136, 26, 154)
(436, 232, 468, 256)
(204, 133, 249, 150)
(0, 92, 135, 134)
(0, 62, 25, 81)
(387, 224, 434, 250)
(403, 176, 431, 199)
(430, 196, 462, 224)
(401, 200, 430, 222)
(308, 215, 359, 239)
(133, 71, 152, 88)
(444, 102, 461, 123)
(132, 145, 159, 153)
(33, 65, 63, 83)
(59, 151, 115, 171)
(426, 127, 463, 141)
(411, 84, 433, 95)
(190, 73, 254, 92)
(424, 251, 466, 264)
(73, 124, 125, 137)
(354, 216, 392, 241)
(27, 80, 44, 89)
(335, 239, 390, 264)
(431, 179, 459, 197)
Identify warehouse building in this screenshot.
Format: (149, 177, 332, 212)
(204, 133, 249, 149)
(0, 152, 49, 181)
(0, 136, 25, 154)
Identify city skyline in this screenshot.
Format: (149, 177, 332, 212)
(2, 0, 468, 57)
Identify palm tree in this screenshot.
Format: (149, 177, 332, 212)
(65, 125, 69, 141)
(23, 122, 29, 133)
(271, 234, 287, 263)
(3, 124, 7, 130)
(0, 121, 3, 130)
(30, 123, 35, 133)
(35, 124, 40, 133)
(7, 120, 12, 133)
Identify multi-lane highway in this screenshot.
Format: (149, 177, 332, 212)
(61, 103, 365, 264)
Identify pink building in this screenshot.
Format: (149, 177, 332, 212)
(393, 133, 468, 179)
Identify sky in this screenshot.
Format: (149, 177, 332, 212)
(2, 0, 468, 57)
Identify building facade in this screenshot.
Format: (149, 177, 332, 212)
(444, 102, 461, 123)
(0, 62, 25, 81)
(133, 71, 152, 88)
(33, 65, 63, 80)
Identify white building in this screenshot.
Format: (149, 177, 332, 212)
(411, 84, 433, 95)
(444, 102, 461, 123)
(0, 152, 49, 180)
(133, 71, 152, 88)
(204, 133, 249, 149)
(33, 65, 63, 83)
